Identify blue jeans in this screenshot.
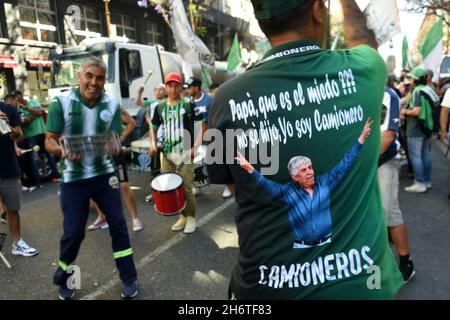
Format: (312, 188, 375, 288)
(25, 134, 59, 183)
(407, 137, 431, 183)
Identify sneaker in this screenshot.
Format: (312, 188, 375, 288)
(222, 186, 232, 199)
(145, 194, 153, 202)
(121, 281, 138, 299)
(58, 285, 75, 300)
(0, 212, 6, 224)
(183, 216, 196, 234)
(87, 216, 109, 230)
(11, 238, 38, 257)
(21, 186, 29, 192)
(28, 185, 40, 192)
(51, 177, 61, 183)
(171, 215, 187, 231)
(132, 218, 143, 232)
(192, 186, 200, 196)
(426, 182, 432, 190)
(400, 259, 416, 284)
(404, 182, 427, 193)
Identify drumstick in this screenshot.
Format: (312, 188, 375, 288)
(21, 145, 40, 154)
(143, 70, 153, 86)
(0, 252, 11, 269)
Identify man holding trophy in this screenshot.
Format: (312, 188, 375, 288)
(45, 57, 138, 300)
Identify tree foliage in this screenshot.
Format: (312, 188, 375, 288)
(404, 0, 450, 26)
(187, 0, 213, 37)
(137, 0, 213, 37)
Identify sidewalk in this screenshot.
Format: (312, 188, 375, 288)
(396, 139, 450, 299)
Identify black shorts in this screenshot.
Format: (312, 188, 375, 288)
(114, 155, 129, 183)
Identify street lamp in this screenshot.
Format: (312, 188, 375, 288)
(104, 0, 111, 37)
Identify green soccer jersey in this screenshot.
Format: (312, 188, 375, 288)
(208, 39, 403, 299)
(151, 98, 204, 154)
(46, 88, 123, 183)
(405, 85, 426, 137)
(22, 99, 46, 139)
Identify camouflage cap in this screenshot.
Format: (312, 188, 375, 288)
(253, 0, 310, 20)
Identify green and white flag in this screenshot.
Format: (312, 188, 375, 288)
(255, 38, 271, 59)
(227, 34, 242, 72)
(402, 35, 411, 70)
(169, 0, 214, 68)
(419, 18, 443, 82)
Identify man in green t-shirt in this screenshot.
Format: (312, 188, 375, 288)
(17, 94, 60, 186)
(401, 67, 434, 193)
(134, 82, 166, 141)
(45, 57, 138, 300)
(207, 0, 403, 299)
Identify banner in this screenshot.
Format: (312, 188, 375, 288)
(402, 35, 411, 70)
(363, 0, 401, 45)
(255, 38, 271, 59)
(419, 18, 443, 82)
(169, 0, 215, 69)
(227, 34, 242, 72)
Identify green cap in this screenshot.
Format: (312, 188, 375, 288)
(26, 98, 41, 108)
(253, 0, 309, 20)
(407, 67, 426, 80)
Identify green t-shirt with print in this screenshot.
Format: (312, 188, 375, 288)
(22, 99, 46, 138)
(46, 88, 123, 183)
(405, 85, 426, 137)
(207, 39, 403, 299)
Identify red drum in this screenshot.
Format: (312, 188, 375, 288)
(151, 173, 186, 216)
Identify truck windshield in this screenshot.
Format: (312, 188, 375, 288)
(51, 52, 113, 88)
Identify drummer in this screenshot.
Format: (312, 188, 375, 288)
(149, 72, 206, 234)
(45, 56, 138, 300)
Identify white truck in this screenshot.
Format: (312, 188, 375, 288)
(48, 37, 241, 116)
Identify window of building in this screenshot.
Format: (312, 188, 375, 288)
(211, 0, 225, 11)
(208, 35, 220, 57)
(145, 21, 163, 46)
(71, 4, 103, 43)
(111, 13, 136, 42)
(18, 0, 58, 43)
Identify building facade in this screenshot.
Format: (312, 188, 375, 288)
(0, 0, 261, 105)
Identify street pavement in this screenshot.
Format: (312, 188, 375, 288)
(0, 140, 449, 300)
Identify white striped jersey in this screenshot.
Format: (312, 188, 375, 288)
(46, 88, 123, 183)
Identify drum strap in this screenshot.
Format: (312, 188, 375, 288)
(162, 151, 185, 172)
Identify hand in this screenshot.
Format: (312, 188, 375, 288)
(35, 108, 45, 116)
(0, 111, 9, 122)
(66, 153, 81, 163)
(149, 145, 157, 158)
(15, 147, 22, 157)
(59, 137, 81, 163)
(235, 152, 254, 174)
(358, 117, 373, 145)
(137, 86, 144, 95)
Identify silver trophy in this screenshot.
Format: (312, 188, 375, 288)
(60, 132, 122, 158)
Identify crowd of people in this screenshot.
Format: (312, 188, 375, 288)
(1, 0, 449, 301)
